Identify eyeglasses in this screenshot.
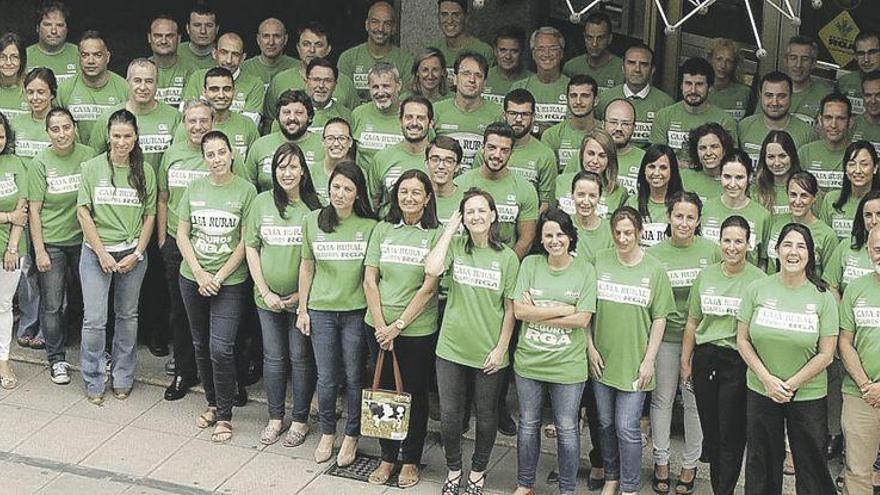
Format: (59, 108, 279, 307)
(606, 119, 634, 129)
(439, 11, 464, 19)
(505, 110, 533, 120)
(323, 135, 351, 144)
(533, 46, 562, 55)
(427, 155, 457, 167)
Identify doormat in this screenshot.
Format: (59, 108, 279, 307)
(325, 454, 425, 487)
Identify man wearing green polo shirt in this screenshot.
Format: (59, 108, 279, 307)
(430, 0, 495, 84)
(798, 93, 852, 193)
(200, 67, 258, 159)
(562, 12, 624, 93)
(706, 38, 753, 121)
(602, 98, 645, 192)
(180, 32, 265, 124)
(148, 15, 194, 107)
(338, 1, 413, 102)
(837, 30, 880, 116)
(483, 25, 532, 106)
(26, 2, 77, 83)
(738, 71, 815, 163)
(434, 52, 501, 171)
(854, 71, 880, 154)
(598, 44, 673, 147)
(241, 18, 297, 91)
(176, 4, 218, 72)
(57, 31, 128, 140)
(304, 58, 351, 135)
(351, 62, 404, 172)
(784, 36, 832, 126)
(650, 57, 738, 166)
(542, 74, 599, 173)
(511, 26, 569, 136)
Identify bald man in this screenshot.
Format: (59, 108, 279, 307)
(180, 32, 266, 123)
(241, 17, 298, 90)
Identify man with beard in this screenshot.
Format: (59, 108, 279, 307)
(838, 30, 880, 116)
(148, 15, 195, 107)
(312, 117, 354, 205)
(429, 0, 495, 84)
(542, 74, 600, 173)
(241, 18, 297, 91)
(176, 3, 219, 71)
(738, 71, 816, 163)
(474, 89, 557, 209)
(483, 26, 533, 106)
(57, 31, 128, 139)
(798, 93, 853, 194)
(602, 98, 645, 193)
(264, 22, 360, 123)
(650, 58, 737, 166)
(352, 62, 405, 172)
(434, 52, 502, 172)
(706, 38, 753, 121)
(562, 12, 624, 93)
(511, 27, 569, 135)
(180, 32, 265, 124)
(26, 1, 78, 82)
(784, 36, 832, 126)
(853, 71, 880, 154)
(338, 1, 414, 102)
(244, 89, 323, 192)
(370, 95, 433, 213)
(597, 44, 673, 147)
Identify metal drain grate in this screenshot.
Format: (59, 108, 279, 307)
(325, 454, 426, 487)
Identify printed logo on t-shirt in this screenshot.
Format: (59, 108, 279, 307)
(617, 175, 638, 195)
(447, 132, 483, 169)
(156, 86, 183, 105)
(46, 173, 81, 194)
(140, 134, 173, 154)
(667, 123, 689, 150)
(379, 243, 429, 266)
(640, 222, 667, 247)
(68, 103, 112, 122)
(313, 240, 367, 261)
(557, 195, 575, 215)
(534, 102, 567, 124)
(754, 305, 819, 333)
(666, 268, 701, 288)
(14, 139, 50, 158)
(700, 292, 741, 316)
(452, 261, 502, 290)
(0, 176, 18, 197)
(853, 303, 880, 328)
(496, 203, 520, 223)
(809, 168, 843, 190)
(94, 186, 142, 207)
(633, 120, 651, 142)
(168, 168, 210, 188)
(260, 224, 302, 246)
(597, 280, 651, 307)
(833, 218, 853, 239)
(358, 131, 403, 150)
(773, 204, 790, 215)
(509, 165, 538, 184)
(843, 264, 872, 286)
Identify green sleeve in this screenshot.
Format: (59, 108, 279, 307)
(538, 152, 558, 204)
(519, 184, 539, 222)
(364, 222, 384, 268)
(337, 49, 354, 78)
(648, 107, 668, 145)
(822, 239, 845, 288)
(578, 263, 598, 313)
(839, 283, 856, 333)
(27, 158, 47, 201)
(721, 113, 739, 143)
(244, 82, 266, 117)
(76, 163, 93, 208)
(242, 147, 259, 186)
(181, 73, 201, 104)
(736, 279, 758, 323)
(13, 159, 27, 201)
(176, 187, 192, 226)
(540, 125, 560, 150)
(88, 113, 110, 153)
(244, 198, 261, 249)
(144, 167, 157, 215)
(512, 255, 533, 301)
(650, 266, 676, 319)
(501, 249, 520, 300)
(242, 183, 257, 216)
(818, 290, 840, 337)
(301, 214, 315, 261)
(687, 271, 704, 320)
(264, 77, 280, 119)
(158, 154, 170, 193)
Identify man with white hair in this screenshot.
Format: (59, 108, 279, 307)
(784, 35, 831, 126)
(511, 26, 569, 135)
(351, 62, 405, 171)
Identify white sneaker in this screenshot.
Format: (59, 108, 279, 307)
(50, 361, 71, 385)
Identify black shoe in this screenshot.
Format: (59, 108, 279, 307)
(148, 341, 170, 357)
(826, 434, 844, 460)
(164, 358, 175, 376)
(164, 375, 196, 401)
(497, 413, 517, 436)
(586, 475, 605, 491)
(234, 384, 248, 407)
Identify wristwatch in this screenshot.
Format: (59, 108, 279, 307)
(134, 249, 144, 262)
(393, 319, 406, 331)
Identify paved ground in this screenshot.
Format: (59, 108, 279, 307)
(1, 346, 834, 494)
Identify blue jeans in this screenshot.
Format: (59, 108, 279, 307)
(79, 245, 147, 396)
(16, 250, 41, 339)
(593, 381, 647, 493)
(308, 308, 366, 436)
(37, 244, 81, 364)
(179, 276, 248, 422)
(257, 307, 316, 421)
(515, 374, 585, 493)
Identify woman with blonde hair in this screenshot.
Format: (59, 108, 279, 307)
(554, 128, 626, 219)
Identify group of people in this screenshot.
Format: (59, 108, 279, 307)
(1, 0, 880, 494)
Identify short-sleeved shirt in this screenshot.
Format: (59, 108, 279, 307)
(701, 197, 770, 266)
(482, 67, 532, 105)
(159, 141, 210, 238)
(152, 58, 195, 106)
(688, 262, 767, 349)
(26, 43, 78, 82)
(176, 42, 215, 72)
(593, 248, 675, 391)
(0, 85, 28, 119)
(852, 114, 880, 155)
(513, 254, 597, 384)
(435, 236, 519, 369)
(737, 275, 839, 401)
(541, 119, 593, 174)
(610, 145, 646, 193)
(0, 155, 28, 254)
(624, 196, 668, 248)
(791, 80, 833, 126)
(680, 169, 722, 203)
(562, 55, 624, 93)
(472, 138, 557, 205)
(574, 217, 613, 264)
(837, 72, 865, 115)
(28, 144, 96, 246)
(511, 74, 570, 131)
(369, 143, 428, 213)
(839, 273, 880, 396)
(555, 173, 627, 219)
(648, 101, 739, 164)
(264, 64, 361, 119)
(823, 238, 873, 292)
(433, 97, 502, 171)
(243, 131, 323, 192)
(240, 54, 299, 89)
(181, 69, 265, 123)
(89, 102, 181, 174)
(707, 82, 752, 121)
(797, 140, 845, 193)
(351, 102, 404, 172)
(178, 175, 257, 285)
(455, 169, 539, 247)
(57, 72, 129, 139)
(337, 43, 414, 102)
(11, 113, 52, 161)
(737, 114, 816, 164)
(597, 84, 674, 147)
(765, 216, 838, 277)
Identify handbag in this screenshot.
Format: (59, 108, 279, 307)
(361, 348, 412, 440)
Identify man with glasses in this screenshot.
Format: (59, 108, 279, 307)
(542, 75, 600, 173)
(853, 71, 880, 154)
(602, 98, 645, 194)
(429, 0, 494, 84)
(838, 30, 880, 115)
(562, 12, 624, 93)
(511, 26, 569, 136)
(426, 136, 464, 224)
(305, 58, 351, 135)
(784, 35, 832, 126)
(241, 17, 297, 90)
(483, 25, 532, 106)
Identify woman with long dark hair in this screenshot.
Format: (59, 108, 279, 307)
(0, 32, 27, 118)
(624, 144, 683, 247)
(76, 109, 156, 404)
(555, 129, 627, 219)
(737, 223, 838, 494)
(244, 143, 322, 446)
(824, 191, 880, 300)
(12, 68, 56, 161)
(819, 140, 879, 240)
(754, 130, 801, 216)
(682, 122, 734, 202)
(296, 161, 376, 466)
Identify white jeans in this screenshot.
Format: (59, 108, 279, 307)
(650, 340, 703, 468)
(0, 264, 22, 360)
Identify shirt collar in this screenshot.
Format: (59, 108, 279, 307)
(623, 84, 651, 99)
(394, 220, 426, 231)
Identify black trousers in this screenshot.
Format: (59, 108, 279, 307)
(138, 236, 169, 345)
(581, 378, 604, 469)
(692, 344, 747, 495)
(159, 236, 196, 381)
(745, 390, 836, 495)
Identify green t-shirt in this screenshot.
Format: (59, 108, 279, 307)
(429, 36, 495, 85)
(243, 131, 323, 192)
(0, 155, 28, 254)
(158, 141, 210, 238)
(178, 175, 257, 285)
(436, 188, 465, 225)
(823, 238, 873, 292)
(455, 168, 539, 247)
(680, 169, 722, 203)
(593, 248, 675, 391)
(837, 72, 865, 115)
(511, 73, 570, 130)
(625, 196, 668, 247)
(839, 273, 880, 396)
(702, 197, 770, 266)
(482, 66, 533, 105)
(351, 102, 404, 171)
(473, 138, 557, 205)
(852, 114, 880, 155)
(707, 82, 752, 121)
(555, 172, 627, 219)
(244, 191, 315, 311)
(765, 216, 838, 277)
(433, 97, 502, 171)
(737, 114, 816, 164)
(57, 72, 129, 139)
(241, 54, 299, 89)
(737, 275, 839, 401)
(310, 161, 334, 207)
(688, 262, 767, 349)
(611, 145, 646, 193)
(436, 236, 518, 369)
(0, 85, 28, 119)
(791, 79, 832, 126)
(310, 101, 352, 135)
(172, 112, 259, 160)
(649, 237, 722, 342)
(541, 119, 592, 174)
(11, 113, 51, 160)
(369, 142, 427, 213)
(151, 58, 195, 106)
(76, 154, 157, 246)
(648, 102, 739, 163)
(181, 69, 265, 123)
(264, 64, 360, 120)
(574, 217, 613, 264)
(363, 221, 441, 336)
(338, 43, 414, 102)
(597, 84, 674, 147)
(89, 102, 180, 173)
(766, 184, 791, 216)
(798, 140, 845, 193)
(176, 42, 215, 72)
(818, 190, 861, 240)
(301, 209, 377, 311)
(26, 43, 78, 82)
(562, 55, 624, 93)
(28, 144, 96, 246)
(513, 254, 597, 384)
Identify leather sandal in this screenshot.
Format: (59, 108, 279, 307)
(441, 472, 462, 495)
(368, 461, 395, 485)
(653, 464, 670, 494)
(397, 463, 420, 488)
(283, 422, 309, 447)
(674, 467, 697, 495)
(196, 407, 217, 428)
(211, 421, 233, 443)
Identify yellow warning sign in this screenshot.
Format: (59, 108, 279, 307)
(819, 10, 859, 67)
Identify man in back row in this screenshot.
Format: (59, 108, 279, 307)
(148, 15, 196, 107)
(241, 17, 298, 90)
(26, 1, 78, 82)
(837, 30, 880, 116)
(784, 35, 832, 126)
(482, 25, 532, 105)
(431, 0, 494, 84)
(562, 12, 624, 93)
(176, 3, 219, 71)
